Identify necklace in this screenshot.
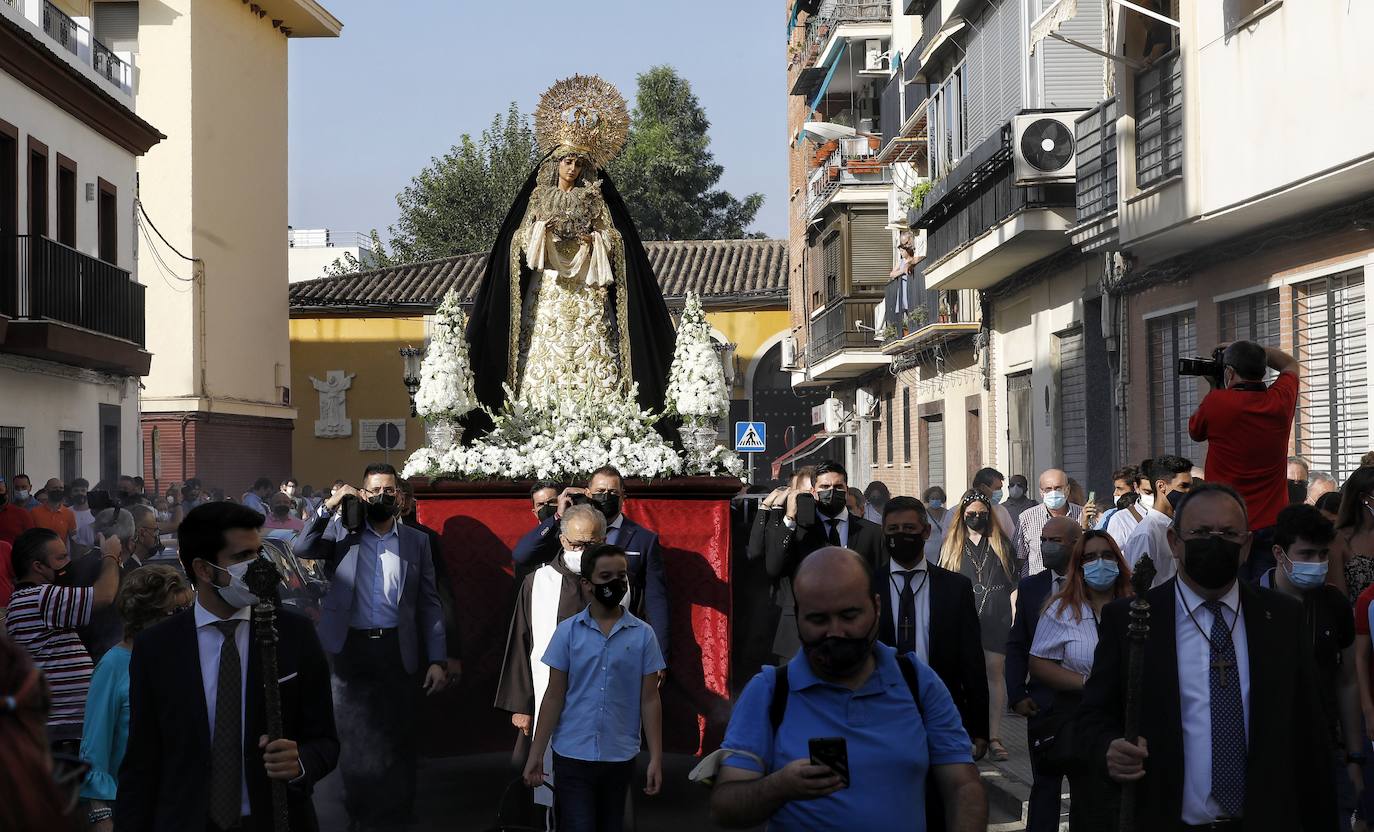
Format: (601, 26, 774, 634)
(1176, 582, 1242, 681)
(965, 539, 1001, 615)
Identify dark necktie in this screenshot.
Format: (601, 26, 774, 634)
(826, 519, 841, 546)
(1203, 600, 1246, 816)
(209, 620, 243, 830)
(896, 570, 917, 654)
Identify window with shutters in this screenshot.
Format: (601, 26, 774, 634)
(902, 389, 912, 465)
(94, 2, 139, 52)
(0, 426, 22, 485)
(1057, 328, 1088, 486)
(1006, 371, 1033, 480)
(885, 392, 895, 465)
(1219, 289, 1280, 346)
(1147, 309, 1203, 461)
(849, 212, 891, 289)
(59, 431, 81, 483)
(822, 230, 841, 302)
(922, 413, 945, 491)
(871, 402, 880, 467)
(1294, 270, 1368, 481)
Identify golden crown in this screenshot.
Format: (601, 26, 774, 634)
(535, 75, 630, 170)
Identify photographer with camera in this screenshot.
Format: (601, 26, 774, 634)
(1187, 339, 1300, 580)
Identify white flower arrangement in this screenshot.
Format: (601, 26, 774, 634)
(413, 290, 478, 422)
(665, 291, 729, 424)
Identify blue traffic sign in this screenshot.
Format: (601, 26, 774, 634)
(735, 421, 766, 453)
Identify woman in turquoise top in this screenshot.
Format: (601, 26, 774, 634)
(80, 564, 191, 831)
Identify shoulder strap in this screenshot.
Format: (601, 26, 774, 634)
(769, 664, 789, 731)
(895, 654, 926, 720)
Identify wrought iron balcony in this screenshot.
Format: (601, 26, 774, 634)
(882, 267, 980, 351)
(797, 0, 891, 67)
(40, 0, 76, 55)
(806, 136, 892, 219)
(806, 297, 880, 365)
(1, 234, 145, 346)
(1135, 49, 1182, 189)
(1075, 98, 1118, 223)
(7, 0, 136, 94)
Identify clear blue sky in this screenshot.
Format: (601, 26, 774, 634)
(287, 0, 788, 241)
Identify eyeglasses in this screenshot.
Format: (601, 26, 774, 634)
(1181, 528, 1250, 545)
(363, 487, 398, 497)
(51, 752, 92, 814)
(565, 538, 603, 548)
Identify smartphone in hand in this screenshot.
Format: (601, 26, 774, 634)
(808, 737, 849, 788)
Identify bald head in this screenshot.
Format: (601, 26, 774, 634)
(1042, 516, 1081, 547)
(793, 546, 874, 615)
(1038, 469, 1068, 492)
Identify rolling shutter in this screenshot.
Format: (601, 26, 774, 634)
(1007, 371, 1034, 479)
(1058, 328, 1088, 486)
(94, 2, 139, 52)
(1294, 270, 1368, 481)
(924, 414, 945, 490)
(849, 211, 891, 288)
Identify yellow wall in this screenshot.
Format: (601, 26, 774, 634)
(289, 308, 791, 487)
(138, 0, 296, 421)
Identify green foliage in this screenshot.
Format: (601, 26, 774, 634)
(607, 66, 764, 241)
(903, 180, 934, 212)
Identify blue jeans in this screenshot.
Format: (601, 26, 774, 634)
(553, 752, 633, 832)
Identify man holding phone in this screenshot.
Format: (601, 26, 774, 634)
(710, 547, 986, 830)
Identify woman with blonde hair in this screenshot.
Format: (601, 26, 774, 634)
(941, 490, 1017, 761)
(79, 564, 192, 831)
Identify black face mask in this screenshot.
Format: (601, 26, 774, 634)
(51, 564, 72, 585)
(1182, 536, 1243, 590)
(799, 611, 878, 677)
(365, 494, 397, 523)
(885, 532, 926, 564)
(815, 487, 847, 518)
(592, 577, 629, 607)
(1040, 541, 1070, 573)
(1166, 490, 1185, 512)
(1115, 492, 1139, 511)
(964, 513, 989, 534)
(536, 503, 557, 522)
(590, 493, 621, 521)
(1287, 479, 1309, 505)
(48, 490, 65, 504)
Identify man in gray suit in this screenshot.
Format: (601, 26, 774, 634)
(295, 462, 448, 831)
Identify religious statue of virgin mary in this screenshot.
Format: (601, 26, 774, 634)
(465, 75, 676, 438)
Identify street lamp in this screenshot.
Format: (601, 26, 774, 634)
(400, 345, 423, 417)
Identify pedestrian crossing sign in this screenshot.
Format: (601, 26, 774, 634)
(735, 421, 766, 453)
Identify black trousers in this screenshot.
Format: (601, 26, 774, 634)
(553, 753, 633, 832)
(332, 629, 421, 828)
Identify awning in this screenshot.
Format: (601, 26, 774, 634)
(770, 432, 836, 479)
(918, 18, 967, 68)
(1029, 0, 1078, 55)
(809, 39, 848, 114)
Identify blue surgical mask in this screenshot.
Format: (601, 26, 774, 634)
(1282, 555, 1328, 590)
(1083, 558, 1120, 590)
(1043, 490, 1068, 511)
(928, 499, 944, 511)
(990, 490, 1004, 504)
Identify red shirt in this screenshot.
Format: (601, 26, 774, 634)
(0, 502, 34, 545)
(1188, 372, 1298, 530)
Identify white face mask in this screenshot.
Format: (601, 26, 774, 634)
(1043, 489, 1068, 511)
(208, 559, 261, 609)
(562, 547, 584, 572)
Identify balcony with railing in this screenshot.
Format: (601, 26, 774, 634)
(807, 136, 893, 219)
(881, 266, 980, 354)
(795, 0, 891, 69)
(0, 234, 150, 375)
(805, 297, 887, 379)
(1135, 49, 1182, 189)
(1075, 98, 1118, 223)
(2, 0, 135, 96)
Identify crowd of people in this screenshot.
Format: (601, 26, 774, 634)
(3, 336, 1373, 831)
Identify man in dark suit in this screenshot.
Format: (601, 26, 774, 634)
(117, 502, 338, 832)
(1079, 483, 1336, 831)
(765, 460, 884, 661)
(510, 465, 670, 662)
(878, 495, 989, 757)
(294, 462, 448, 831)
(1005, 515, 1079, 832)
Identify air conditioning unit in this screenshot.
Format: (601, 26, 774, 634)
(781, 336, 798, 370)
(856, 388, 880, 421)
(823, 396, 847, 434)
(1012, 111, 1087, 185)
(864, 39, 886, 71)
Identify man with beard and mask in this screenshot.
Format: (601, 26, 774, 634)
(498, 504, 610, 822)
(530, 481, 561, 526)
(68, 478, 96, 543)
(710, 546, 986, 831)
(5, 527, 121, 750)
(1003, 474, 1038, 523)
(0, 475, 36, 549)
(878, 496, 989, 763)
(1081, 483, 1337, 831)
(262, 492, 304, 534)
(1105, 463, 1158, 546)
(972, 467, 1017, 540)
(12, 473, 39, 509)
(512, 465, 670, 667)
(1004, 515, 1080, 832)
(117, 502, 338, 832)
(294, 462, 447, 831)
(523, 543, 666, 831)
(1013, 469, 1084, 578)
(765, 460, 885, 663)
(1122, 455, 1194, 588)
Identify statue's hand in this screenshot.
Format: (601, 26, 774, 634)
(579, 233, 596, 247)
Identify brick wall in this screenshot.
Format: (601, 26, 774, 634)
(141, 412, 293, 497)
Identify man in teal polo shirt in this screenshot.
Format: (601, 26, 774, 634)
(710, 546, 986, 830)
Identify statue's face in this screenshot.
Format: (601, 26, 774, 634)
(558, 155, 584, 186)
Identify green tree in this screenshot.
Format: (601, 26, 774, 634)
(609, 66, 764, 241)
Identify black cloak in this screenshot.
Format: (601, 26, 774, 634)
(464, 161, 676, 439)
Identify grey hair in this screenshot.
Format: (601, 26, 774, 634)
(127, 503, 156, 525)
(1310, 470, 1338, 486)
(92, 507, 136, 543)
(559, 504, 606, 537)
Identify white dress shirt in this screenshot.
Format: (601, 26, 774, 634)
(195, 597, 252, 815)
(887, 557, 931, 662)
(782, 511, 850, 547)
(1105, 503, 1148, 549)
(1175, 578, 1251, 825)
(1123, 508, 1176, 587)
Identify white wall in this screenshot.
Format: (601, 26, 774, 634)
(0, 71, 140, 271)
(0, 357, 141, 482)
(288, 245, 373, 283)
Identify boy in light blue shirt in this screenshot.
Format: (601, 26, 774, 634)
(524, 543, 665, 832)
